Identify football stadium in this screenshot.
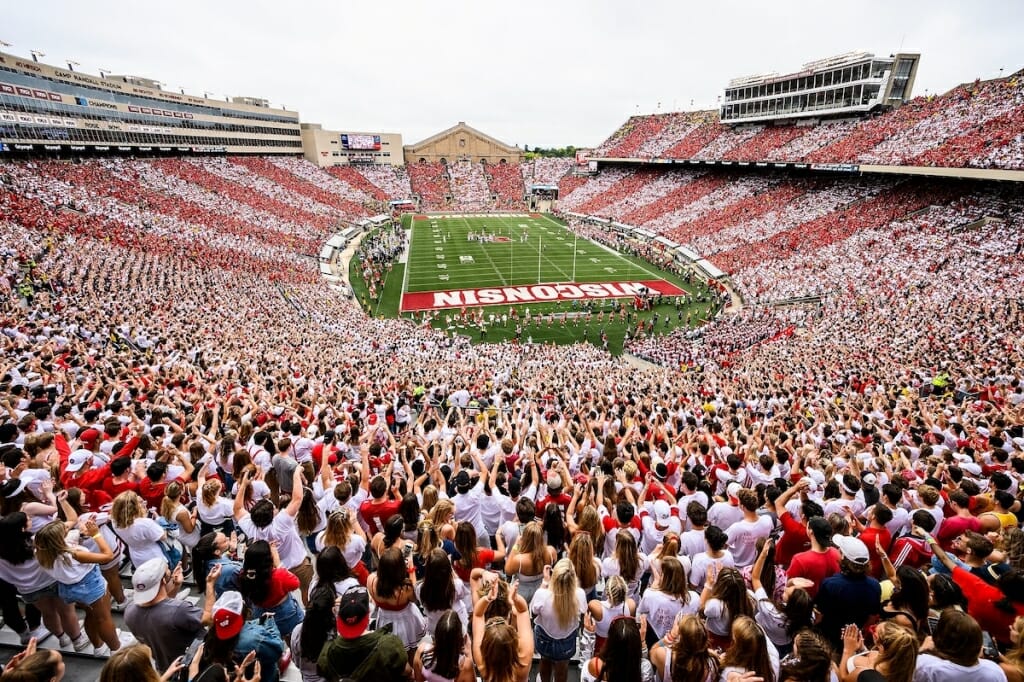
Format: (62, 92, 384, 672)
(1, 3, 1024, 681)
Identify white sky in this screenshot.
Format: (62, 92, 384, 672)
(4, 0, 1022, 149)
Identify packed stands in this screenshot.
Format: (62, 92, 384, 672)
(407, 161, 451, 210)
(154, 158, 338, 232)
(585, 69, 1024, 171)
(270, 157, 379, 206)
(719, 124, 809, 161)
(230, 156, 370, 216)
(2, 151, 1024, 682)
(352, 163, 414, 201)
(446, 159, 492, 209)
(555, 167, 634, 213)
(521, 157, 574, 187)
(483, 161, 525, 208)
(619, 173, 727, 227)
(571, 168, 660, 216)
(659, 120, 724, 159)
(322, 164, 389, 201)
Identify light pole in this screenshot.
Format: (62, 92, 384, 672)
(0, 40, 12, 50)
(30, 50, 45, 63)
(98, 69, 110, 79)
(66, 60, 79, 72)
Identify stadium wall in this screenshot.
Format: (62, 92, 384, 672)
(300, 123, 403, 167)
(403, 121, 524, 164)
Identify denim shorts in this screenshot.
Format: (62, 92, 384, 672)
(252, 593, 304, 639)
(534, 625, 578, 661)
(57, 564, 106, 606)
(21, 582, 59, 604)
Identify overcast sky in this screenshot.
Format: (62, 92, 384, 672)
(4, 1, 1022, 149)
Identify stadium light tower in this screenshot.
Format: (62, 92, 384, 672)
(203, 91, 212, 98)
(66, 60, 79, 71)
(30, 49, 45, 62)
(0, 40, 12, 49)
(98, 68, 110, 79)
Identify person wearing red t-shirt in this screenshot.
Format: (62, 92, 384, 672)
(61, 449, 114, 510)
(535, 466, 572, 517)
(936, 489, 981, 551)
(452, 521, 506, 582)
(853, 503, 893, 579)
(101, 457, 140, 501)
(926, 530, 1024, 648)
(138, 455, 194, 510)
(787, 517, 841, 599)
(359, 474, 401, 535)
(601, 500, 643, 558)
(311, 431, 338, 470)
(238, 539, 303, 638)
(888, 510, 937, 569)
(772, 478, 816, 567)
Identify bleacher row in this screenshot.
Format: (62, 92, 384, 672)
(0, 153, 1020, 379)
(589, 70, 1024, 170)
(405, 158, 575, 211)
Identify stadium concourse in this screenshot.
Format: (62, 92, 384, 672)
(1, 73, 1024, 682)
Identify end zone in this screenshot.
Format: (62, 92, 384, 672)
(401, 280, 686, 312)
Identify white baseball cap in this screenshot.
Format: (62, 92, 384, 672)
(832, 534, 869, 565)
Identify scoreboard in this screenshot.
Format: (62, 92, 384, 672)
(340, 134, 381, 150)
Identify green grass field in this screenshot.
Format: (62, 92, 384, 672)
(351, 214, 720, 355)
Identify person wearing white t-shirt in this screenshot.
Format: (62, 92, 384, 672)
(530, 559, 587, 682)
(451, 464, 490, 545)
(233, 466, 313, 605)
(911, 608, 1007, 682)
(111, 490, 167, 569)
(639, 500, 682, 555)
(708, 482, 745, 531)
(690, 525, 735, 590)
(636, 556, 700, 644)
(196, 475, 236, 534)
(725, 489, 774, 567)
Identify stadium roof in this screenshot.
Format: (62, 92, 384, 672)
(405, 121, 519, 153)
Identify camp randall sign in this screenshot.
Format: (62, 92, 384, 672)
(400, 280, 686, 312)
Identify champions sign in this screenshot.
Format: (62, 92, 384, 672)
(401, 280, 686, 312)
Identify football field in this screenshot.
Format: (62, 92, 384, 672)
(400, 213, 684, 312)
(352, 213, 721, 354)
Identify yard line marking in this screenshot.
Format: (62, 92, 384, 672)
(400, 221, 413, 301)
(463, 216, 508, 286)
(538, 214, 668, 283)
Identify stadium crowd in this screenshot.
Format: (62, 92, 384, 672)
(408, 162, 453, 211)
(587, 70, 1024, 170)
(483, 163, 526, 209)
(447, 161, 493, 210)
(0, 146, 1021, 682)
(335, 165, 412, 203)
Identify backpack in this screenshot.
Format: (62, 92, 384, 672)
(156, 518, 183, 568)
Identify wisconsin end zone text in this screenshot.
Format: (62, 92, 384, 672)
(400, 280, 686, 312)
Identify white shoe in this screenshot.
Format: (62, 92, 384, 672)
(72, 632, 91, 652)
(111, 598, 129, 612)
(19, 625, 50, 645)
(93, 643, 111, 657)
(58, 633, 72, 648)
